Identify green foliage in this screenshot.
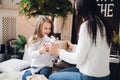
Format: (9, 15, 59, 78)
(13, 35, 27, 53)
(18, 0, 74, 18)
(113, 31, 120, 45)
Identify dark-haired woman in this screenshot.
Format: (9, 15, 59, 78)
(48, 0, 113, 80)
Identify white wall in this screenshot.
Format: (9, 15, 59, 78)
(0, 9, 36, 43)
(0, 9, 18, 16)
(1, 0, 20, 9)
(0, 9, 18, 44)
(16, 17, 37, 39)
(0, 17, 2, 44)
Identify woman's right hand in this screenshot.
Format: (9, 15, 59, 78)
(48, 43, 60, 55)
(67, 41, 74, 51)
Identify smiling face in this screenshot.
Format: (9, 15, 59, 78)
(41, 21, 51, 36)
(34, 17, 54, 38)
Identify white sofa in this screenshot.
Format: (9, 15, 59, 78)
(0, 45, 31, 80)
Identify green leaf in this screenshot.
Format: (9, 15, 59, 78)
(13, 35, 27, 53)
(18, 0, 74, 18)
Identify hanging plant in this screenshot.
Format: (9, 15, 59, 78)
(18, 0, 74, 18)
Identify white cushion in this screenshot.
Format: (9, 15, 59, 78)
(0, 72, 24, 80)
(22, 45, 31, 62)
(0, 59, 30, 73)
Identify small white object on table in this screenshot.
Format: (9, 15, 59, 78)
(27, 74, 48, 80)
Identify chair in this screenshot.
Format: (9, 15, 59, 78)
(0, 44, 5, 53)
(6, 39, 16, 55)
(0, 44, 7, 62)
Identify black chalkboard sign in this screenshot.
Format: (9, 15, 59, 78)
(96, 0, 120, 55)
(96, 0, 120, 33)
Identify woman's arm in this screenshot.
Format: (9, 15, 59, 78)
(50, 21, 92, 65)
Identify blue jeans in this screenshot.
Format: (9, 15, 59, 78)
(58, 67, 79, 72)
(22, 67, 52, 80)
(49, 67, 109, 80)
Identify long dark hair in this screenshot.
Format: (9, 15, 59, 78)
(76, 0, 113, 47)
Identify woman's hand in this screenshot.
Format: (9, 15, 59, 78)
(67, 41, 74, 51)
(48, 43, 60, 55)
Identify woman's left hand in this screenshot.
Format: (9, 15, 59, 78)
(48, 43, 60, 55)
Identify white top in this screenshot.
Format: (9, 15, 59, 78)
(27, 36, 56, 69)
(59, 21, 110, 77)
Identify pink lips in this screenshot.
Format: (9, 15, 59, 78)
(45, 33, 49, 35)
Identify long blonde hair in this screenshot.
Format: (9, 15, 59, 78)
(28, 17, 54, 45)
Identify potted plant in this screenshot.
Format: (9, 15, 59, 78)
(18, 0, 74, 18)
(13, 35, 27, 59)
(112, 31, 120, 48)
(110, 31, 120, 56)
